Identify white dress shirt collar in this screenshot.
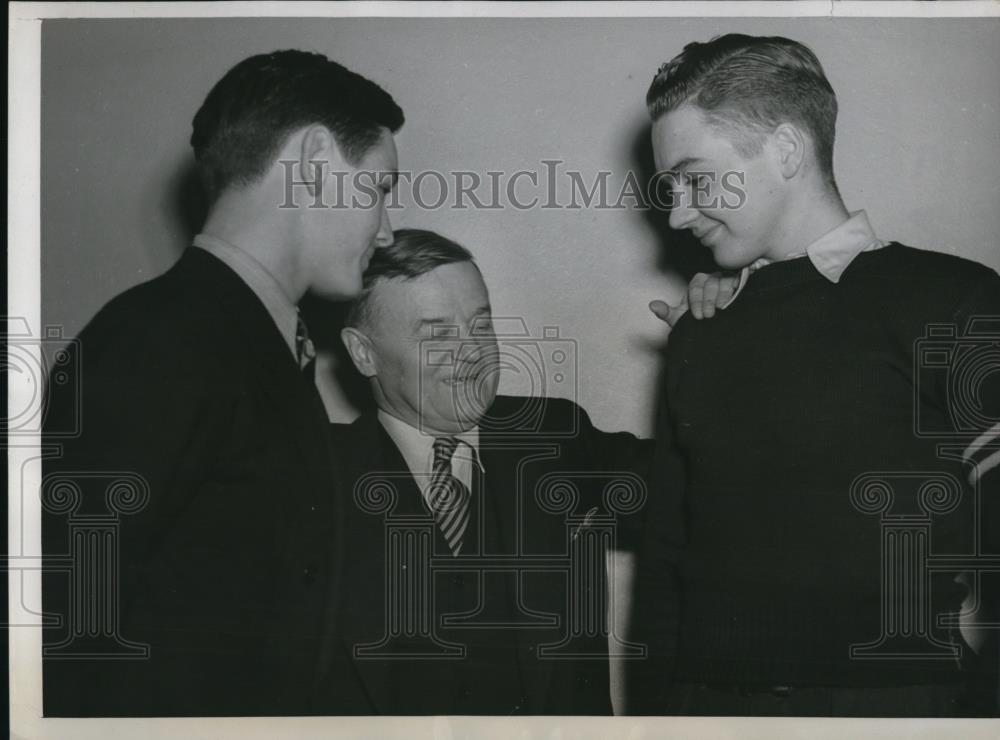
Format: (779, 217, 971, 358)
(723, 210, 885, 308)
(376, 410, 484, 499)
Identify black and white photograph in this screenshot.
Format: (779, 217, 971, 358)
(7, 2, 1000, 738)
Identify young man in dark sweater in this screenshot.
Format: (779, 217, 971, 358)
(630, 34, 1000, 716)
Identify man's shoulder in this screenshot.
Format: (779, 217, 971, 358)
(484, 394, 589, 437)
(869, 243, 999, 284)
(94, 247, 241, 310)
(330, 411, 370, 434)
(860, 243, 1000, 314)
(491, 393, 583, 418)
(78, 248, 265, 356)
(328, 413, 387, 460)
(329, 415, 367, 441)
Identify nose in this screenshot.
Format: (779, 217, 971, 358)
(668, 187, 698, 231)
(457, 328, 497, 366)
(374, 205, 393, 248)
(458, 333, 493, 357)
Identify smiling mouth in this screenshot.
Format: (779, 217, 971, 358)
(443, 375, 481, 387)
(444, 366, 498, 387)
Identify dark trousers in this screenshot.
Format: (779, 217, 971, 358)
(664, 682, 967, 717)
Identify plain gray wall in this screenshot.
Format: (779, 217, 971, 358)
(41, 18, 1000, 436)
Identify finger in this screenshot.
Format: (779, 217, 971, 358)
(666, 303, 689, 327)
(702, 276, 720, 318)
(717, 273, 739, 306)
(688, 272, 708, 303)
(648, 299, 671, 323)
(649, 298, 688, 328)
(689, 273, 708, 320)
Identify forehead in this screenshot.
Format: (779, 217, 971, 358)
(651, 104, 737, 171)
(372, 261, 489, 319)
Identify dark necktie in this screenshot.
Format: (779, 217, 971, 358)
(428, 436, 472, 556)
(295, 311, 316, 383)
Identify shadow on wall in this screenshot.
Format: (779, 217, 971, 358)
(627, 119, 721, 434)
(166, 159, 209, 262)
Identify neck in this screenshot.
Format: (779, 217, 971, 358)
(766, 182, 850, 261)
(201, 189, 305, 302)
(375, 400, 477, 437)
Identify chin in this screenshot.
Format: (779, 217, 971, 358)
(711, 244, 753, 271)
(442, 387, 496, 432)
(713, 255, 746, 271)
(427, 412, 480, 435)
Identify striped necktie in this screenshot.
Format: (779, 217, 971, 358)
(428, 436, 472, 556)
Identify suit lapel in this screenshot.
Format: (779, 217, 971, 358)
(342, 413, 437, 713)
(478, 422, 563, 710)
(370, 416, 431, 516)
(186, 248, 335, 495)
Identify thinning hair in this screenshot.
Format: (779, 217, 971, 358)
(191, 49, 404, 203)
(344, 228, 477, 329)
(647, 34, 839, 189)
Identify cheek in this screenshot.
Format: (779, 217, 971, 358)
(420, 373, 455, 415)
(359, 202, 381, 233)
(380, 348, 413, 385)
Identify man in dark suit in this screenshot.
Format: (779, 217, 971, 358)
(321, 228, 652, 714)
(41, 50, 403, 716)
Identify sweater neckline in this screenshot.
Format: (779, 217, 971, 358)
(739, 242, 900, 293)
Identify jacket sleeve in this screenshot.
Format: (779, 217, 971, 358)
(571, 402, 654, 553)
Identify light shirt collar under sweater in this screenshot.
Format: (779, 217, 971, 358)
(377, 409, 484, 502)
(723, 210, 885, 308)
(192, 233, 299, 358)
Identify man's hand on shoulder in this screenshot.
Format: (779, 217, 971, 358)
(649, 271, 740, 326)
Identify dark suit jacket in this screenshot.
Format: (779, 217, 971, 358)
(41, 247, 359, 716)
(320, 395, 651, 715)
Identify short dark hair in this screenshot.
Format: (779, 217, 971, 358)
(344, 228, 477, 329)
(647, 34, 838, 187)
(191, 49, 404, 202)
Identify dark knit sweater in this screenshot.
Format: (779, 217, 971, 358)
(636, 243, 1000, 693)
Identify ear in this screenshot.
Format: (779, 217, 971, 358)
(340, 326, 378, 378)
(771, 122, 806, 180)
(297, 124, 348, 198)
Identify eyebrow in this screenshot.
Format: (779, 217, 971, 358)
(414, 305, 492, 329)
(665, 156, 704, 174)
